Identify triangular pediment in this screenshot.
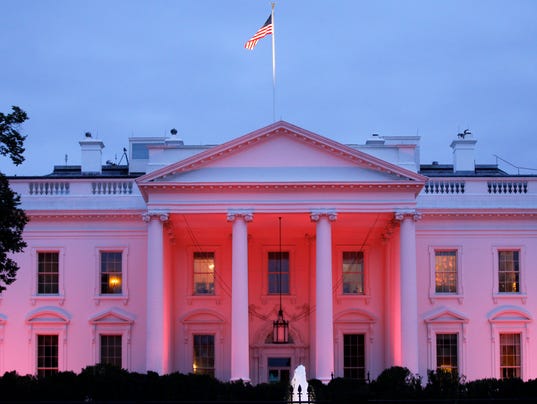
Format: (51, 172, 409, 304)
(137, 121, 426, 193)
(89, 308, 135, 325)
(424, 307, 469, 324)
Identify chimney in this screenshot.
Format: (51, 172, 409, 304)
(450, 130, 477, 173)
(79, 132, 105, 174)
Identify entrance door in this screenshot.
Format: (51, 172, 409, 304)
(268, 357, 291, 383)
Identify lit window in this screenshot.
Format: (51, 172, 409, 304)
(436, 333, 458, 372)
(498, 250, 519, 293)
(37, 252, 59, 295)
(435, 251, 457, 293)
(268, 252, 289, 294)
(37, 335, 58, 377)
(342, 251, 364, 294)
(268, 357, 291, 384)
(100, 335, 122, 368)
(500, 333, 521, 379)
(193, 334, 215, 377)
(193, 252, 215, 295)
(100, 252, 122, 294)
(343, 334, 365, 380)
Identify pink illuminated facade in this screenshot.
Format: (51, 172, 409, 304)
(3, 121, 537, 383)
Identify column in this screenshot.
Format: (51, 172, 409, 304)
(227, 210, 253, 382)
(395, 209, 421, 374)
(143, 210, 169, 374)
(311, 210, 337, 383)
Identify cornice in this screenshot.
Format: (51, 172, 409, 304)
(26, 210, 144, 221)
(419, 208, 537, 218)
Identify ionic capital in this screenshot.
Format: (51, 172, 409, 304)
(142, 210, 169, 223)
(227, 209, 254, 223)
(394, 209, 421, 222)
(310, 209, 337, 222)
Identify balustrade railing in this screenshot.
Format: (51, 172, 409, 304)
(91, 181, 133, 195)
(28, 182, 70, 195)
(487, 180, 528, 194)
(423, 180, 465, 194)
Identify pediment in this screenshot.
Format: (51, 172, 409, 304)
(181, 309, 225, 324)
(137, 121, 426, 193)
(26, 306, 71, 324)
(488, 306, 532, 323)
(335, 309, 377, 324)
(424, 307, 469, 324)
(89, 308, 135, 325)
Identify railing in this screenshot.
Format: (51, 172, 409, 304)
(487, 180, 527, 194)
(28, 182, 70, 195)
(423, 180, 465, 194)
(91, 181, 133, 195)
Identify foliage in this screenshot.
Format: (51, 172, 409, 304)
(0, 106, 29, 292)
(424, 368, 464, 398)
(369, 366, 422, 399)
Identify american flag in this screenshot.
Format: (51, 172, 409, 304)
(244, 15, 273, 50)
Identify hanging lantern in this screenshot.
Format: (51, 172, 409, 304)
(273, 308, 289, 343)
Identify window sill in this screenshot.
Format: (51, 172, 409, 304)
(492, 293, 527, 304)
(187, 295, 222, 305)
(94, 295, 129, 305)
(31, 295, 65, 306)
(428, 294, 464, 305)
(336, 294, 371, 305)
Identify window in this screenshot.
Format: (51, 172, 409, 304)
(498, 250, 519, 293)
(100, 335, 122, 368)
(100, 252, 122, 294)
(37, 335, 58, 377)
(435, 251, 457, 293)
(193, 252, 215, 295)
(500, 333, 521, 379)
(268, 252, 289, 294)
(37, 252, 59, 295)
(342, 252, 364, 295)
(436, 334, 458, 372)
(268, 357, 291, 384)
(193, 334, 215, 377)
(343, 334, 365, 379)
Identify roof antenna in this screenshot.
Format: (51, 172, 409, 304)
(117, 147, 129, 166)
(65, 154, 68, 165)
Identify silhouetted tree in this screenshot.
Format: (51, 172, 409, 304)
(0, 106, 29, 291)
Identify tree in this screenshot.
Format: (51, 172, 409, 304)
(0, 106, 29, 291)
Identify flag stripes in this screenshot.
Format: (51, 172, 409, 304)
(244, 15, 273, 50)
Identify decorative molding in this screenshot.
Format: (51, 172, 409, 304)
(310, 209, 337, 222)
(142, 210, 169, 223)
(226, 210, 253, 222)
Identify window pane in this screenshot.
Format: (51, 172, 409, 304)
(342, 251, 364, 294)
(38, 252, 59, 295)
(193, 252, 215, 295)
(500, 333, 521, 379)
(435, 250, 457, 293)
(343, 334, 365, 380)
(268, 357, 291, 384)
(37, 335, 58, 377)
(436, 333, 458, 372)
(268, 252, 289, 294)
(498, 251, 520, 293)
(193, 334, 215, 377)
(100, 335, 122, 368)
(101, 252, 122, 294)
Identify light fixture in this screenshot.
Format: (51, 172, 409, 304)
(273, 216, 289, 343)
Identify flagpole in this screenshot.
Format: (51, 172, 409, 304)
(271, 2, 276, 122)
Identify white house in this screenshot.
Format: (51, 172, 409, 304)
(2, 121, 537, 384)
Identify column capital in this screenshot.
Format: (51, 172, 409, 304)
(142, 210, 169, 223)
(227, 209, 254, 222)
(394, 209, 421, 222)
(310, 209, 337, 222)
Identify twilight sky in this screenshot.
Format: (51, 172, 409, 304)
(1, 0, 536, 176)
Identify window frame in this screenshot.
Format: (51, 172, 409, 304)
(193, 251, 216, 296)
(268, 251, 290, 296)
(185, 246, 222, 304)
(435, 333, 459, 373)
(428, 246, 463, 304)
(424, 307, 468, 377)
(260, 245, 297, 304)
(89, 308, 134, 370)
(31, 248, 65, 305)
(335, 246, 370, 304)
(94, 247, 129, 305)
(192, 334, 216, 377)
(492, 246, 526, 303)
(26, 307, 70, 376)
(488, 306, 531, 380)
(342, 333, 366, 380)
(499, 333, 521, 379)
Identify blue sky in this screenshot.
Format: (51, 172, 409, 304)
(1, 1, 536, 176)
